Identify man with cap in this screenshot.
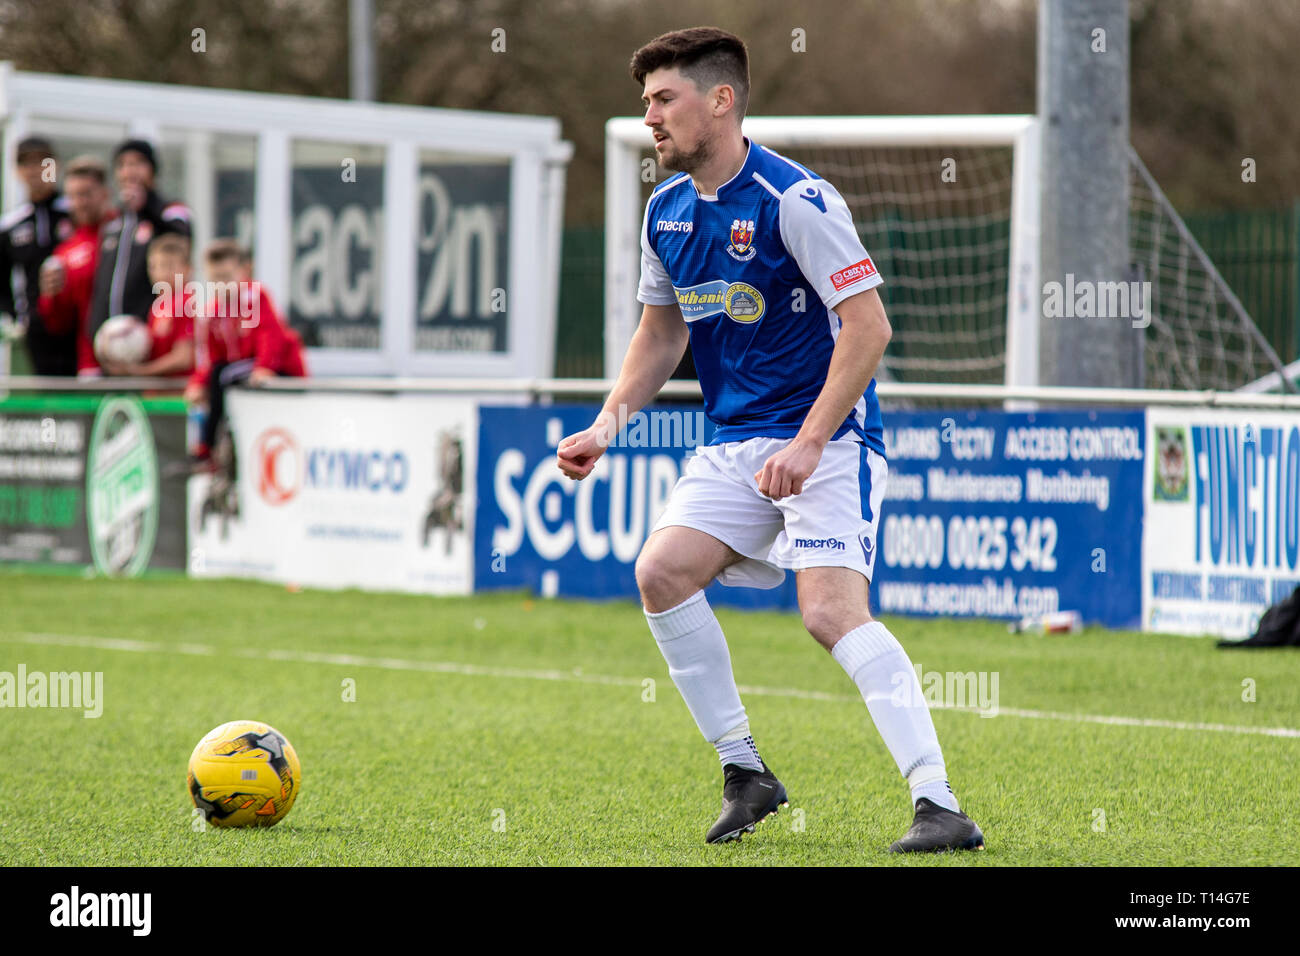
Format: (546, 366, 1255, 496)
(0, 135, 75, 375)
(86, 139, 193, 353)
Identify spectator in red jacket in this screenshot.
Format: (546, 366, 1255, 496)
(36, 155, 115, 376)
(186, 239, 306, 459)
(100, 232, 196, 378)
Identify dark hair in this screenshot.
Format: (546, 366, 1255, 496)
(16, 135, 55, 162)
(148, 233, 191, 261)
(630, 27, 750, 119)
(204, 238, 251, 266)
(113, 138, 158, 173)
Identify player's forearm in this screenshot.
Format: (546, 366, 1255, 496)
(595, 316, 688, 439)
(796, 305, 890, 448)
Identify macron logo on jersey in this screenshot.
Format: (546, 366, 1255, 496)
(798, 185, 827, 213)
(656, 219, 693, 234)
(830, 255, 878, 292)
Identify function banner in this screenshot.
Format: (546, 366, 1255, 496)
(0, 394, 188, 575)
(1144, 407, 1300, 638)
(873, 409, 1145, 629)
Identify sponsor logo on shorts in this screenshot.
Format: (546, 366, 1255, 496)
(793, 537, 846, 550)
(830, 255, 877, 292)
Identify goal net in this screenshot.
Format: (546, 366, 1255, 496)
(1128, 147, 1292, 392)
(604, 115, 1040, 387)
(605, 115, 1292, 393)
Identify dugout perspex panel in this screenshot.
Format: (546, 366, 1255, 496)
(0, 63, 572, 380)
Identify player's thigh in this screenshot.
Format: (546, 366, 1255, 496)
(652, 441, 785, 557)
(636, 525, 742, 612)
(771, 441, 885, 573)
(796, 566, 873, 649)
(777, 442, 886, 647)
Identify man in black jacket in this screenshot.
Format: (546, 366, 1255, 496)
(87, 139, 192, 347)
(0, 136, 75, 374)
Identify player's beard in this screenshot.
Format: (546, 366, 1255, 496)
(659, 132, 714, 175)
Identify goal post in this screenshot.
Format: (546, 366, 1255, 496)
(604, 114, 1042, 387)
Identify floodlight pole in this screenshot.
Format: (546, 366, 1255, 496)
(1037, 0, 1140, 387)
(350, 0, 376, 102)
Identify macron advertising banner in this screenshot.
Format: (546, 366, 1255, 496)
(1144, 407, 1300, 638)
(874, 410, 1145, 629)
(188, 390, 476, 595)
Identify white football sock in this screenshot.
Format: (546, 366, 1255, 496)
(645, 591, 750, 750)
(713, 720, 764, 772)
(831, 621, 960, 813)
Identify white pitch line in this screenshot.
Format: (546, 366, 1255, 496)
(8, 631, 1300, 739)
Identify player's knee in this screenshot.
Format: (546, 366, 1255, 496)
(635, 549, 678, 609)
(800, 602, 868, 646)
(799, 604, 837, 644)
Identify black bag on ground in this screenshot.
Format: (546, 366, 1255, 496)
(1218, 585, 1300, 648)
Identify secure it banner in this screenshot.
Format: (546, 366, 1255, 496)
(874, 410, 1145, 629)
(474, 404, 801, 611)
(1144, 407, 1300, 638)
(474, 405, 1145, 624)
(188, 390, 476, 595)
(0, 394, 188, 575)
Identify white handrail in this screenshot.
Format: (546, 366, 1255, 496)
(5, 375, 1300, 408)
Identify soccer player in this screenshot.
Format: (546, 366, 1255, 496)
(556, 27, 984, 852)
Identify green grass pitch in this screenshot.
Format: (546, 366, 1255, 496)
(1, 571, 1297, 866)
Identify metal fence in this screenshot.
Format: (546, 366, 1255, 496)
(1183, 202, 1300, 372)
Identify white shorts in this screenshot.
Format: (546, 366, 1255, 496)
(651, 437, 887, 589)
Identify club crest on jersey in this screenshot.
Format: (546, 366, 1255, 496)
(726, 218, 757, 262)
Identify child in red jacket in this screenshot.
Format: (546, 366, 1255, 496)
(100, 232, 196, 378)
(186, 239, 307, 460)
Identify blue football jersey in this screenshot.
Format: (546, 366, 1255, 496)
(638, 138, 886, 454)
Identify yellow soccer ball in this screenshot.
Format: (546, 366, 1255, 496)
(187, 720, 302, 828)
